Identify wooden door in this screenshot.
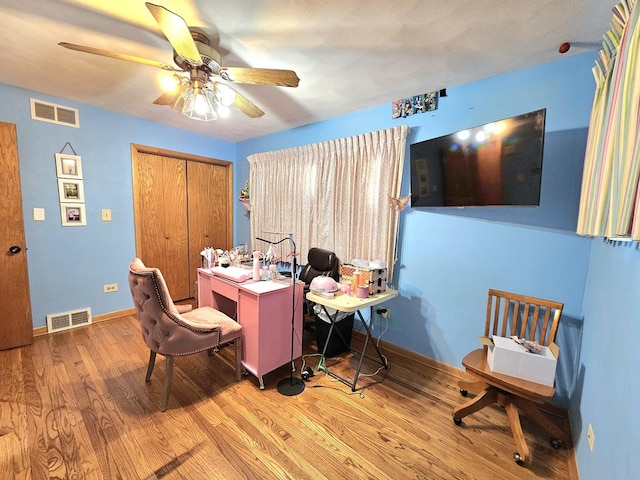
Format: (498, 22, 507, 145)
(132, 145, 233, 301)
(133, 152, 189, 299)
(187, 160, 233, 291)
(0, 122, 33, 350)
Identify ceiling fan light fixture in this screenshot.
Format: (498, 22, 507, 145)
(184, 88, 218, 121)
(216, 83, 236, 107)
(217, 104, 231, 118)
(59, 3, 299, 124)
(171, 81, 217, 121)
(161, 74, 181, 93)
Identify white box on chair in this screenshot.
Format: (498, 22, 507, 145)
(481, 335, 558, 387)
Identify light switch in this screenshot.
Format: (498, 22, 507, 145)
(33, 208, 45, 221)
(101, 209, 112, 221)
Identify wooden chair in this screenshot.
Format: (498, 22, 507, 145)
(128, 258, 243, 411)
(452, 289, 570, 465)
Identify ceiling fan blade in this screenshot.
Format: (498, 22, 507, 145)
(153, 91, 178, 106)
(153, 83, 189, 106)
(59, 42, 181, 71)
(233, 91, 265, 118)
(145, 2, 202, 66)
(219, 67, 300, 87)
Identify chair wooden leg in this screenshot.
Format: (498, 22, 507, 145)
(161, 355, 174, 412)
(234, 336, 243, 381)
(504, 399, 529, 465)
(146, 350, 157, 382)
(458, 379, 488, 395)
(452, 386, 499, 420)
(514, 397, 571, 444)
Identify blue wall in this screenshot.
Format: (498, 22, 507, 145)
(238, 54, 596, 403)
(575, 240, 640, 479)
(3, 50, 637, 479)
(0, 83, 236, 328)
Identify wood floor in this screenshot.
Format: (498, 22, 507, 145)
(0, 314, 577, 479)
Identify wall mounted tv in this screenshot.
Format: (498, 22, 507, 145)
(410, 108, 546, 208)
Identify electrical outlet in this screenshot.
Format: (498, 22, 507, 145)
(587, 423, 595, 451)
(103, 283, 118, 293)
(376, 307, 391, 319)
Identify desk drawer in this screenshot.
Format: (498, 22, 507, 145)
(210, 277, 239, 302)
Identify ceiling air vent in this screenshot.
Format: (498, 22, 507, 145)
(30, 98, 79, 128)
(46, 308, 92, 333)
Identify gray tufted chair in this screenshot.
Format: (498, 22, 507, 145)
(128, 258, 243, 411)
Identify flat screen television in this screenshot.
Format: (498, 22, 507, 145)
(410, 108, 546, 207)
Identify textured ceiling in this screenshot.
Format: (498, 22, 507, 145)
(0, 0, 615, 142)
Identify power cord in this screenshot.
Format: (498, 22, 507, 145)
(300, 354, 367, 397)
(301, 310, 391, 397)
(353, 311, 391, 377)
(311, 367, 390, 399)
(300, 352, 323, 372)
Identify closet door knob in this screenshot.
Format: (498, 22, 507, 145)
(8, 245, 21, 254)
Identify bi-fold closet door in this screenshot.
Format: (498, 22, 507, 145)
(132, 144, 233, 301)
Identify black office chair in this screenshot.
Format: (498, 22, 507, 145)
(298, 247, 340, 318)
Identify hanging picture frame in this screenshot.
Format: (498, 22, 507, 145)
(57, 178, 85, 203)
(60, 203, 86, 226)
(55, 153, 83, 179)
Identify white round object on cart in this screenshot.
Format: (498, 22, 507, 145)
(310, 276, 339, 294)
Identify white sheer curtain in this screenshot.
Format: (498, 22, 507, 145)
(247, 125, 408, 278)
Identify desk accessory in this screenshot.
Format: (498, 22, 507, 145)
(252, 251, 261, 281)
(256, 233, 305, 396)
(356, 285, 369, 298)
(210, 266, 252, 283)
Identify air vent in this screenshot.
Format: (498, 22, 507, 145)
(46, 308, 92, 333)
(30, 98, 79, 128)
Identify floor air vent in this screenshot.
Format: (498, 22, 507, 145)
(46, 308, 92, 333)
(30, 98, 79, 128)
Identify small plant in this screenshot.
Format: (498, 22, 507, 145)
(240, 179, 250, 199)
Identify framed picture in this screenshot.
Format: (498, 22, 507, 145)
(55, 153, 83, 179)
(60, 203, 86, 226)
(57, 179, 85, 203)
(402, 98, 414, 117)
(424, 91, 439, 112)
(391, 99, 403, 119)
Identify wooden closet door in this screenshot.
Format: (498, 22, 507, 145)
(187, 160, 233, 291)
(134, 152, 190, 300)
(133, 145, 233, 301)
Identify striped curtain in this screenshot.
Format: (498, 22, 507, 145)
(577, 0, 640, 240)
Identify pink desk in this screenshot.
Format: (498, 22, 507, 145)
(197, 269, 304, 389)
(306, 289, 398, 391)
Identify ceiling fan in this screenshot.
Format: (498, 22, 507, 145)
(59, 2, 300, 121)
